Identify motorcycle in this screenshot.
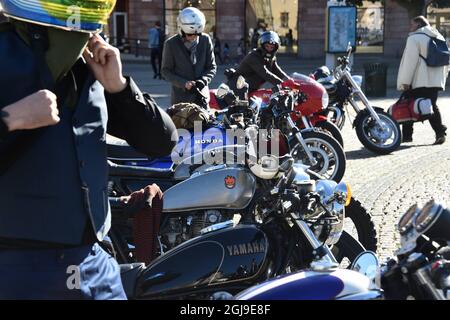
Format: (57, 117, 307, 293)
(251, 76, 344, 148)
(107, 84, 375, 255)
(311, 44, 402, 155)
(112, 144, 370, 300)
(233, 199, 450, 300)
(209, 71, 344, 148)
(256, 85, 346, 183)
(212, 78, 346, 183)
(109, 77, 346, 182)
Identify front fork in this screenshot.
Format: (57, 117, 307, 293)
(291, 213, 339, 268)
(343, 70, 384, 128)
(287, 117, 318, 166)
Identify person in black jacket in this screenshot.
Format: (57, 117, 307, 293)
(235, 31, 290, 93)
(0, 0, 177, 300)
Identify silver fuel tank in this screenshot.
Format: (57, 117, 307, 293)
(163, 166, 256, 213)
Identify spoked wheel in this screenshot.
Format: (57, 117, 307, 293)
(290, 130, 346, 182)
(315, 120, 344, 148)
(355, 109, 402, 155)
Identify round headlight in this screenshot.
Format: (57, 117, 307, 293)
(316, 180, 337, 202)
(334, 182, 352, 206)
(352, 75, 363, 88)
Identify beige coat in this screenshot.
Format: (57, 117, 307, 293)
(397, 26, 449, 91)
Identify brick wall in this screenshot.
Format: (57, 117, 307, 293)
(298, 0, 327, 59)
(384, 1, 410, 58)
(127, 0, 163, 40)
(297, 1, 410, 59)
(113, 1, 410, 59)
(216, 0, 246, 45)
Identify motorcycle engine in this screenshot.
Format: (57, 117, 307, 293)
(160, 210, 228, 250)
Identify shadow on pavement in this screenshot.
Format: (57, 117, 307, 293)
(345, 145, 415, 160)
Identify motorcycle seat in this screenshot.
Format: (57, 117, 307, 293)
(107, 141, 149, 161)
(120, 263, 146, 299)
(108, 161, 174, 179)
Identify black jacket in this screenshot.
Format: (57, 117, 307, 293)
(235, 49, 289, 92)
(0, 23, 177, 245)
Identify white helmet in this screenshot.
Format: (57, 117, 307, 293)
(177, 7, 206, 36)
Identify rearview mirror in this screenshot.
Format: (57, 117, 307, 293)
(351, 251, 379, 282)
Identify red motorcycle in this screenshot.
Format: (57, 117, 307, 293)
(209, 74, 344, 147)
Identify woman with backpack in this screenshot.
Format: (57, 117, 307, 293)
(397, 16, 448, 145)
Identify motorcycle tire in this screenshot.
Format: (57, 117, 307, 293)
(290, 130, 346, 183)
(354, 108, 402, 155)
(315, 120, 344, 148)
(344, 197, 378, 252)
(331, 231, 366, 265)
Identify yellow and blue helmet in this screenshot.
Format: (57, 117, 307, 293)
(0, 0, 116, 32)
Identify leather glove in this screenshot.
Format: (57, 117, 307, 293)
(195, 80, 206, 91)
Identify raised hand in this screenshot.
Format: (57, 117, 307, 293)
(2, 90, 59, 131)
(83, 34, 127, 94)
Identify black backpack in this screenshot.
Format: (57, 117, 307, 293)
(417, 33, 450, 67)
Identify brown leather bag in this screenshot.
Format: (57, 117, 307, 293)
(166, 102, 210, 130)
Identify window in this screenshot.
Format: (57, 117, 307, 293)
(356, 1, 384, 54)
(246, 0, 298, 54)
(280, 12, 289, 28)
(427, 6, 450, 44)
(165, 0, 216, 37)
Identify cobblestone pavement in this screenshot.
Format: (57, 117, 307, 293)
(341, 94, 450, 261)
(123, 60, 450, 261)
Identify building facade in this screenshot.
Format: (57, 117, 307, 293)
(106, 0, 418, 59)
(1, 1, 450, 59)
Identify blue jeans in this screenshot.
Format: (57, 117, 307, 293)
(0, 243, 126, 300)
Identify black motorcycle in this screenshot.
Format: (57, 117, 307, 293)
(111, 152, 368, 300)
(107, 89, 376, 260)
(312, 46, 401, 155)
(380, 200, 450, 300)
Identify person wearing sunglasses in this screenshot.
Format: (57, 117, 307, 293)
(0, 0, 177, 299)
(161, 7, 217, 109)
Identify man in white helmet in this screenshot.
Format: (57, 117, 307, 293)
(161, 7, 217, 109)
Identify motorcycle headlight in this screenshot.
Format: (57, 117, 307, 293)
(322, 91, 329, 109)
(315, 180, 337, 203)
(352, 75, 363, 89)
(314, 180, 349, 246)
(335, 182, 352, 207)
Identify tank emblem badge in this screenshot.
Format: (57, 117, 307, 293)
(227, 240, 266, 256)
(225, 176, 236, 189)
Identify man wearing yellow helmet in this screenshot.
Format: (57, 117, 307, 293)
(0, 0, 177, 299)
